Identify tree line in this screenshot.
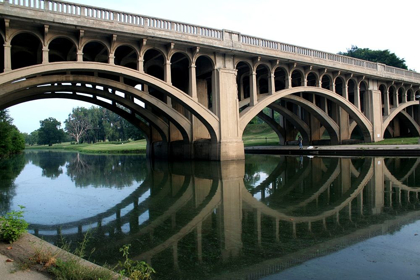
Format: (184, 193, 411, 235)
(24, 106, 144, 146)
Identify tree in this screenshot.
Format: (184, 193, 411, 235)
(37, 117, 65, 146)
(339, 46, 408, 69)
(0, 109, 25, 157)
(65, 107, 92, 143)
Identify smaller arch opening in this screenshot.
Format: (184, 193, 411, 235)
(291, 70, 303, 87)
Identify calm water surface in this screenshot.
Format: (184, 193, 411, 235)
(1, 151, 420, 279)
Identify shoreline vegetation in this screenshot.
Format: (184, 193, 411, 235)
(25, 139, 148, 154)
(24, 124, 420, 155)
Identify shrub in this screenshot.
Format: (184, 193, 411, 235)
(0, 205, 29, 243)
(118, 244, 155, 280)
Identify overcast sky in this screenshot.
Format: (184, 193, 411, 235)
(7, 0, 420, 133)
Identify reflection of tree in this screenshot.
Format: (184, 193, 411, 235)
(66, 154, 147, 188)
(0, 154, 26, 214)
(26, 151, 69, 179)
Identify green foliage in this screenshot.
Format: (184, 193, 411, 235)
(37, 117, 66, 146)
(0, 205, 29, 243)
(118, 244, 155, 280)
(23, 130, 39, 145)
(64, 106, 144, 144)
(339, 45, 408, 69)
(0, 109, 25, 157)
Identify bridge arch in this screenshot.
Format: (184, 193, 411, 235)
(291, 69, 304, 87)
(334, 76, 345, 96)
(195, 55, 215, 110)
(382, 102, 420, 137)
(273, 65, 288, 91)
(236, 60, 253, 101)
(389, 85, 397, 108)
(143, 48, 165, 81)
(48, 36, 78, 62)
(256, 63, 270, 94)
(0, 63, 220, 158)
(321, 74, 332, 90)
(170, 51, 190, 95)
(306, 71, 319, 87)
(11, 32, 42, 69)
(114, 44, 139, 70)
(82, 40, 110, 63)
(239, 86, 373, 142)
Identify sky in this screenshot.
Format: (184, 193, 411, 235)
(7, 0, 420, 133)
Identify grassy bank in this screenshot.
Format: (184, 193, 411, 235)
(242, 124, 280, 146)
(365, 137, 419, 145)
(24, 127, 420, 154)
(25, 140, 147, 154)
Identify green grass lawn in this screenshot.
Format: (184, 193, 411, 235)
(242, 123, 280, 146)
(365, 137, 420, 145)
(26, 140, 148, 154)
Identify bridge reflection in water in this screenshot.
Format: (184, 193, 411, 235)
(23, 153, 420, 280)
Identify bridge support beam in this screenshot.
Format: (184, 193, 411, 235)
(214, 66, 245, 161)
(369, 89, 384, 142)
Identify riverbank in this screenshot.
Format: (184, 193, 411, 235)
(25, 140, 147, 154)
(0, 233, 120, 280)
(245, 144, 420, 156)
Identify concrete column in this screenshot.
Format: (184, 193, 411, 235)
(370, 90, 383, 142)
(189, 64, 198, 101)
(384, 90, 390, 116)
(220, 161, 244, 260)
(164, 61, 171, 84)
(370, 158, 384, 214)
(354, 83, 360, 109)
(214, 67, 244, 161)
(138, 58, 144, 72)
(212, 69, 219, 116)
(77, 50, 83, 62)
(109, 54, 115, 65)
(269, 73, 275, 95)
(42, 47, 49, 64)
(239, 76, 245, 101)
(3, 42, 11, 71)
(164, 61, 172, 106)
(250, 71, 258, 106)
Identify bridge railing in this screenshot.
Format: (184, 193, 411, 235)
(1, 0, 223, 39)
(1, 0, 419, 80)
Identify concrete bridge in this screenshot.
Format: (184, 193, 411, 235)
(1, 0, 420, 160)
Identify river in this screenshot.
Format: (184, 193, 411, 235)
(1, 150, 420, 279)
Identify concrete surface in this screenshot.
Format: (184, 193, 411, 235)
(0, 254, 51, 280)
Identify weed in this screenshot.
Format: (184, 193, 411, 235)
(0, 205, 29, 243)
(118, 244, 155, 280)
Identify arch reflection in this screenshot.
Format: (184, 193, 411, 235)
(3, 153, 420, 279)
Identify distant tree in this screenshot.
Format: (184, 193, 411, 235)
(37, 117, 65, 146)
(0, 109, 25, 157)
(65, 107, 92, 143)
(27, 130, 39, 146)
(339, 45, 408, 69)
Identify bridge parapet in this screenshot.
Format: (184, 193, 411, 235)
(1, 0, 420, 84)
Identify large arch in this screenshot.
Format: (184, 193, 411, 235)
(0, 63, 220, 148)
(382, 102, 420, 137)
(239, 87, 373, 142)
